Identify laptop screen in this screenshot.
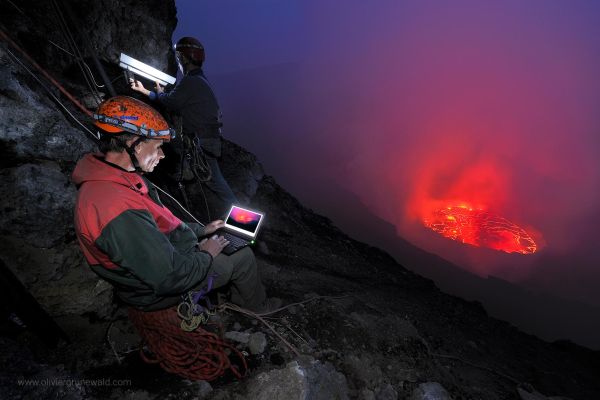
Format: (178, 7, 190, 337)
(224, 206, 264, 238)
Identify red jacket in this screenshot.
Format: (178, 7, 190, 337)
(73, 153, 211, 309)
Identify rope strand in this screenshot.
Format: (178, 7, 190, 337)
(2, 45, 99, 140)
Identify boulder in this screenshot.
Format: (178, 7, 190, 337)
(410, 382, 450, 400)
(245, 358, 349, 400)
(248, 332, 267, 355)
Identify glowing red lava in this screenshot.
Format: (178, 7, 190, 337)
(423, 204, 537, 254)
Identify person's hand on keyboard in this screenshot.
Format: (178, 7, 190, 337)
(198, 235, 230, 257)
(203, 220, 225, 235)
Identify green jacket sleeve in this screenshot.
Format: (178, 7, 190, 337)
(187, 222, 206, 238)
(95, 209, 212, 297)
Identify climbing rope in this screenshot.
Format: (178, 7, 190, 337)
(0, 28, 93, 118)
(4, 0, 109, 103)
(1, 31, 99, 141)
(128, 306, 247, 381)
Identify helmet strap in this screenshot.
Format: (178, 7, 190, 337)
(125, 136, 145, 172)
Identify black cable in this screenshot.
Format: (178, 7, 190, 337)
(4, 46, 100, 142)
(47, 39, 105, 89)
(4, 0, 25, 16)
(3, 2, 112, 100)
(51, 0, 102, 105)
(51, 1, 95, 95)
(197, 180, 212, 222)
(152, 181, 205, 226)
(58, 0, 116, 98)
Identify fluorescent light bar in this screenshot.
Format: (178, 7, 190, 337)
(119, 53, 176, 86)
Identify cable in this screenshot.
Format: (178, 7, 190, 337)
(3, 46, 100, 141)
(52, 0, 96, 97)
(197, 179, 212, 221)
(46, 37, 104, 104)
(110, 73, 125, 84)
(82, 62, 105, 88)
(150, 181, 204, 226)
(4, 0, 25, 16)
(57, 0, 116, 97)
(3, 0, 109, 107)
(4, 0, 109, 97)
(0, 28, 93, 117)
(47, 39, 105, 89)
(51, 0, 102, 106)
(47, 39, 76, 57)
(148, 134, 213, 224)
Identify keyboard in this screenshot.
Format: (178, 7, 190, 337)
(221, 232, 249, 255)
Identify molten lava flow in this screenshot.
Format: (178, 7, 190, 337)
(423, 204, 537, 254)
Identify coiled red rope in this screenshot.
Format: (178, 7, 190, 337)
(128, 306, 247, 381)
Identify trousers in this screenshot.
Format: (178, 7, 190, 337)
(147, 247, 265, 311)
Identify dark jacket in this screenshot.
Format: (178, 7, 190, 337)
(152, 68, 222, 157)
(72, 153, 211, 309)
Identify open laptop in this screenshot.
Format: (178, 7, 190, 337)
(218, 205, 265, 255)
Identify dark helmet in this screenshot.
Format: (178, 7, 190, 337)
(175, 37, 205, 66)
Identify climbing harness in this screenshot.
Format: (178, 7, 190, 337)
(168, 113, 212, 184)
(177, 274, 218, 332)
(191, 136, 211, 182)
(168, 114, 213, 220)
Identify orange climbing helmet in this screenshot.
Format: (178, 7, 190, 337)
(93, 96, 175, 141)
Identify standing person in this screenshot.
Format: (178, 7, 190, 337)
(130, 37, 237, 217)
(73, 96, 277, 312)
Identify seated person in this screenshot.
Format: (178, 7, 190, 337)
(73, 96, 276, 312)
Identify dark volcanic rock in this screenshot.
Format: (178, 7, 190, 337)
(244, 358, 349, 400)
(0, 48, 97, 164)
(0, 163, 77, 246)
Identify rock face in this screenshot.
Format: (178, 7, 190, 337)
(0, 0, 176, 320)
(0, 50, 111, 317)
(1, 2, 600, 400)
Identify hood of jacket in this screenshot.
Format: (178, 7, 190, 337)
(72, 153, 148, 195)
